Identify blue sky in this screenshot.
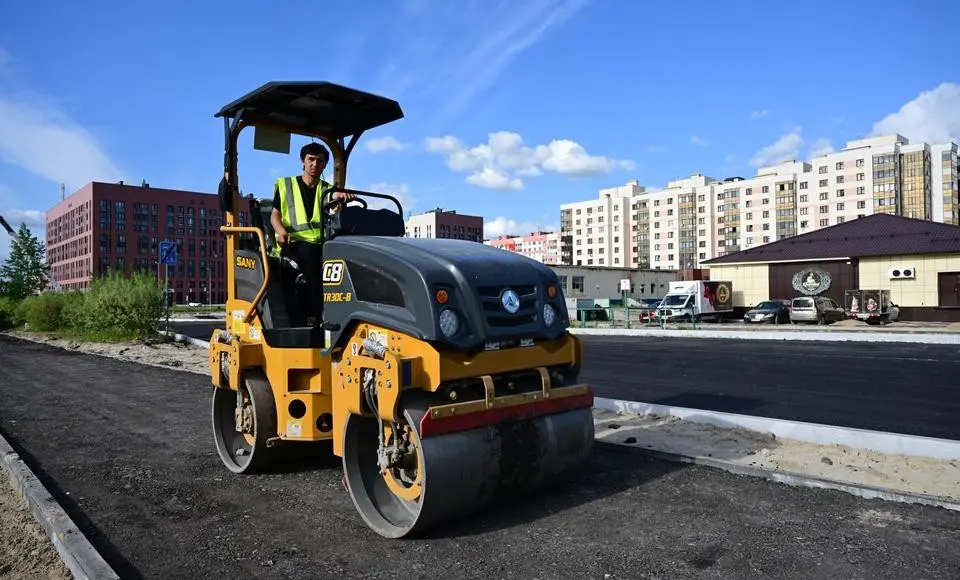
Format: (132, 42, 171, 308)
(1, 0, 959, 261)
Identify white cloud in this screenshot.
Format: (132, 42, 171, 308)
(870, 82, 960, 144)
(1, 209, 44, 228)
(484, 216, 559, 238)
(376, 0, 589, 125)
(0, 50, 124, 191)
(809, 138, 834, 157)
(425, 130, 635, 190)
(750, 130, 803, 167)
(750, 109, 769, 119)
(467, 168, 523, 191)
(691, 135, 707, 146)
(366, 182, 416, 215)
(364, 136, 408, 153)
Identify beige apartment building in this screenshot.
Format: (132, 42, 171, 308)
(559, 134, 960, 269)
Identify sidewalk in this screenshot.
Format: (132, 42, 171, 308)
(577, 317, 960, 334)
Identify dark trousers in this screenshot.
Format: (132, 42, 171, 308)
(280, 241, 324, 326)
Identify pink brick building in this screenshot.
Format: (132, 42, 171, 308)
(485, 231, 561, 265)
(45, 181, 247, 304)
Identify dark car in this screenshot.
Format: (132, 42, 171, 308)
(743, 299, 791, 324)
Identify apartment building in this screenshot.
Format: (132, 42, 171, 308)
(641, 173, 721, 269)
(559, 180, 644, 268)
(931, 142, 960, 225)
(45, 180, 245, 303)
(405, 207, 484, 241)
(559, 134, 960, 269)
(485, 231, 561, 265)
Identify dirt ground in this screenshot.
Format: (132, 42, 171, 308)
(0, 470, 71, 580)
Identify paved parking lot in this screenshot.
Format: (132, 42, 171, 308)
(2, 334, 960, 579)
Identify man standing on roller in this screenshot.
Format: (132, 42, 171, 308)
(270, 142, 354, 325)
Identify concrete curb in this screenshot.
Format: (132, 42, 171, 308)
(0, 432, 121, 579)
(594, 397, 960, 460)
(569, 327, 960, 344)
(165, 331, 210, 349)
(595, 440, 960, 513)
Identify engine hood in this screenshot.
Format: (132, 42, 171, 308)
(324, 236, 569, 348)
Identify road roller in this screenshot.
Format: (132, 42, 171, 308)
(207, 81, 595, 538)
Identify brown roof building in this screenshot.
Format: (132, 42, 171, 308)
(701, 213, 960, 322)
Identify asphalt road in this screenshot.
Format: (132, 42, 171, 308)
(2, 334, 959, 579)
(170, 321, 960, 440)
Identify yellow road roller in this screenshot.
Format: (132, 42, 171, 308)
(207, 81, 595, 538)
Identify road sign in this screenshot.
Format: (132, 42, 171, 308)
(159, 241, 177, 266)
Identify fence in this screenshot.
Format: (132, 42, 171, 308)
(570, 305, 701, 330)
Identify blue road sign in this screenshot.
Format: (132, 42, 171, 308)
(159, 241, 177, 266)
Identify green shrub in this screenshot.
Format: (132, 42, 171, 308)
(0, 296, 18, 330)
(75, 271, 165, 339)
(2, 271, 165, 341)
(14, 292, 80, 331)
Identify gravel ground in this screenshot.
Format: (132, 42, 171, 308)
(0, 469, 72, 579)
(2, 332, 960, 579)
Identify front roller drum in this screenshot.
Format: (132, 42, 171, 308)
(211, 370, 278, 473)
(342, 394, 595, 538)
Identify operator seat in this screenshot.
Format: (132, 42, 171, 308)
(326, 203, 406, 238)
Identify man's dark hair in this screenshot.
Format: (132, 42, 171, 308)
(300, 142, 329, 162)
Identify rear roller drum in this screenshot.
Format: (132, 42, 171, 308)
(342, 394, 595, 538)
(212, 370, 278, 473)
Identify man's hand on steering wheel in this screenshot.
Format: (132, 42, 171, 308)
(333, 190, 356, 202)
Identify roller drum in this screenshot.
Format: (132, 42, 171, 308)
(342, 396, 595, 538)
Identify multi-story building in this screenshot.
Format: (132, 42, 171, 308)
(640, 173, 721, 270)
(559, 180, 644, 269)
(45, 180, 246, 304)
(559, 134, 960, 269)
(485, 231, 561, 264)
(931, 142, 960, 226)
(405, 207, 484, 242)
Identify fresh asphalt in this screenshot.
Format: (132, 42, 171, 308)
(169, 320, 960, 441)
(2, 333, 960, 579)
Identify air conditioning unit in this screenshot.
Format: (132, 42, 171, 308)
(888, 266, 916, 279)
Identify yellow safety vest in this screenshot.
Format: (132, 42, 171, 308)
(275, 177, 334, 246)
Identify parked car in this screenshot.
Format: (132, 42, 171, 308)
(789, 296, 845, 324)
(743, 299, 791, 324)
(636, 297, 662, 321)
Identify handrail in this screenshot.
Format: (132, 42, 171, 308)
(220, 225, 270, 323)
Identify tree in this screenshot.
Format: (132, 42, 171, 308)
(0, 223, 50, 301)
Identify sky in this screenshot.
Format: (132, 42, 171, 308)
(1, 0, 959, 261)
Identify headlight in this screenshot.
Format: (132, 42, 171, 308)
(439, 309, 459, 337)
(542, 303, 557, 326)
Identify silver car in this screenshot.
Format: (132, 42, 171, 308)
(790, 296, 845, 325)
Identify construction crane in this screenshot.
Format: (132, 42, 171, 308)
(0, 215, 14, 236)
